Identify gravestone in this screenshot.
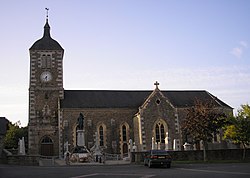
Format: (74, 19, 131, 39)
(18, 137, 25, 155)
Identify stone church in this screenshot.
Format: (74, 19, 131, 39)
(28, 17, 233, 157)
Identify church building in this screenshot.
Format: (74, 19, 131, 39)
(28, 17, 233, 157)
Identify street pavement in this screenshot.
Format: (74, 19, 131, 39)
(38, 158, 131, 166)
(1, 162, 250, 178)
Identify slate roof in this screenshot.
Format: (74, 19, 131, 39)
(61, 90, 232, 109)
(30, 20, 63, 51)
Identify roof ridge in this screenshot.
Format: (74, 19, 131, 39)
(64, 89, 208, 92)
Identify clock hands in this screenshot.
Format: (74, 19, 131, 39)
(41, 72, 52, 82)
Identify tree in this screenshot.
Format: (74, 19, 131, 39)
(4, 122, 28, 149)
(181, 99, 227, 161)
(223, 104, 250, 160)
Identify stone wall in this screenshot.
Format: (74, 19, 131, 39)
(61, 108, 137, 154)
(6, 155, 40, 166)
(131, 149, 250, 163)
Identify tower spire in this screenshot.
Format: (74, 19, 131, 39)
(43, 8, 51, 38)
(30, 8, 64, 50)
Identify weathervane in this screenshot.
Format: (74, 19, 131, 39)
(45, 8, 49, 20)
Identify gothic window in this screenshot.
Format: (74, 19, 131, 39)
(99, 125, 104, 146)
(155, 122, 166, 143)
(122, 125, 127, 141)
(155, 124, 160, 142)
(160, 124, 165, 143)
(97, 123, 106, 147)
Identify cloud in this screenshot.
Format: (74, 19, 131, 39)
(231, 41, 248, 58)
(240, 41, 248, 48)
(231, 47, 243, 58)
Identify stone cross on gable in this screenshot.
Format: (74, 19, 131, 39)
(154, 81, 160, 89)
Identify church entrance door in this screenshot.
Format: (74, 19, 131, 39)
(123, 143, 128, 154)
(40, 136, 53, 156)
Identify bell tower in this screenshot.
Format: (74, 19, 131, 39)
(28, 10, 64, 156)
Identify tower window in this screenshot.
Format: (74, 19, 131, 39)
(41, 54, 51, 68)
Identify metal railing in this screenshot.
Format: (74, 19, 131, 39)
(104, 153, 122, 160)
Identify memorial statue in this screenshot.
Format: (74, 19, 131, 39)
(77, 113, 84, 130)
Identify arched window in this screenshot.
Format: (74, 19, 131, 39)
(99, 125, 104, 146)
(122, 125, 127, 141)
(97, 123, 106, 147)
(155, 122, 166, 143)
(41, 54, 51, 68)
(120, 123, 129, 156)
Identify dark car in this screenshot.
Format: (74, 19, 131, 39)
(144, 150, 172, 168)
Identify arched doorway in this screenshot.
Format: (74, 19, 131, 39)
(40, 136, 53, 156)
(123, 143, 128, 154)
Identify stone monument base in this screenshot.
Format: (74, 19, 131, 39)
(77, 130, 85, 146)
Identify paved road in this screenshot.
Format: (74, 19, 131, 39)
(1, 163, 250, 178)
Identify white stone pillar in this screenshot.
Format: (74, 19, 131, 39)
(165, 132, 169, 150)
(151, 137, 155, 150)
(77, 129, 85, 146)
(173, 139, 181, 151)
(19, 137, 26, 155)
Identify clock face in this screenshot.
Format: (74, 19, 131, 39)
(40, 71, 52, 82)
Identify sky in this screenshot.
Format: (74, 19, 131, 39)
(0, 0, 250, 127)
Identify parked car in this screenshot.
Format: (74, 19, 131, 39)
(144, 150, 172, 168)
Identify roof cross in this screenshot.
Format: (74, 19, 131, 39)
(154, 81, 159, 89)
